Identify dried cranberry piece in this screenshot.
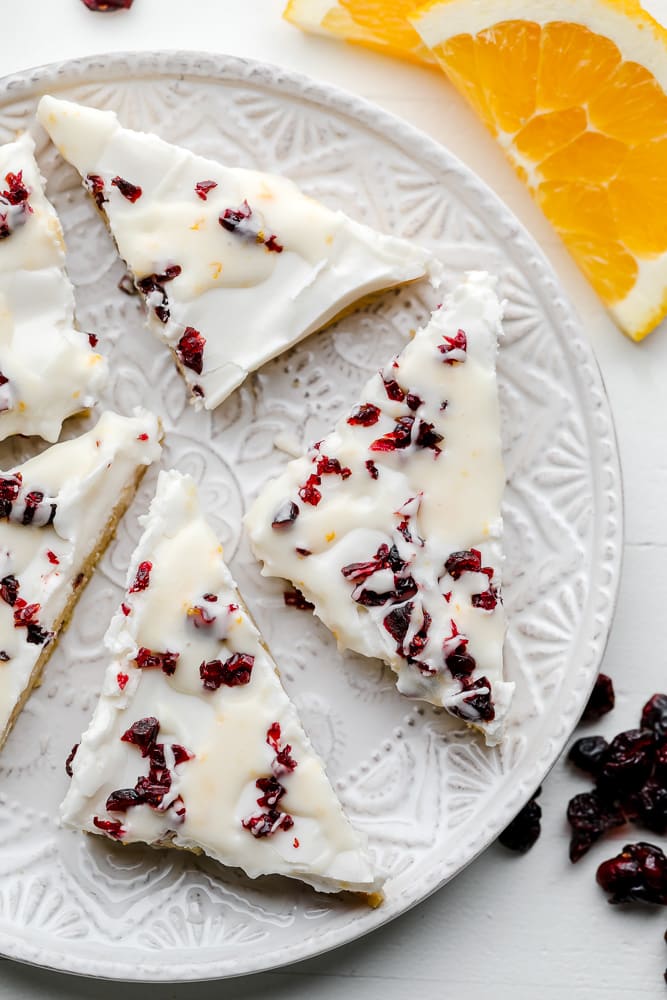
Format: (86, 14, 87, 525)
(315, 455, 351, 479)
(583, 673, 615, 721)
(444, 549, 482, 579)
(200, 652, 254, 690)
(365, 460, 379, 480)
(438, 328, 467, 363)
(120, 603, 131, 617)
(135, 771, 171, 807)
(0, 474, 22, 517)
(472, 587, 499, 611)
(121, 716, 159, 757)
(219, 199, 252, 232)
(347, 403, 381, 427)
(0, 651, 10, 661)
(298, 474, 322, 506)
(2, 172, 30, 205)
(284, 587, 314, 611)
(266, 722, 282, 752)
(106, 788, 144, 812)
(596, 729, 655, 797)
(26, 623, 53, 645)
(342, 544, 400, 583)
(93, 816, 124, 838)
(499, 790, 542, 852)
(446, 645, 477, 678)
(407, 611, 432, 659)
(21, 491, 44, 525)
(242, 809, 294, 838)
(641, 694, 667, 740)
(597, 842, 667, 904)
(135, 647, 179, 676)
(355, 573, 418, 608)
(65, 743, 79, 777)
(46, 550, 59, 567)
(129, 560, 152, 593)
(136, 267, 181, 324)
(88, 333, 99, 348)
(567, 790, 625, 862)
(256, 776, 286, 808)
(195, 180, 218, 200)
(415, 421, 443, 454)
(117, 672, 129, 690)
(383, 603, 413, 648)
(633, 782, 667, 835)
(264, 235, 283, 253)
(0, 575, 19, 606)
(14, 602, 41, 628)
(111, 176, 142, 202)
(382, 377, 406, 402)
(451, 677, 495, 723)
(189, 604, 216, 628)
(370, 415, 414, 453)
(271, 500, 299, 529)
(176, 327, 206, 375)
(81, 0, 133, 10)
(406, 392, 423, 411)
(171, 744, 193, 766)
(274, 745, 297, 774)
(84, 174, 107, 209)
(568, 736, 608, 775)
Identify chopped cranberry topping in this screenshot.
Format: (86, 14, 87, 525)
(597, 842, 667, 904)
(189, 604, 216, 628)
(568, 736, 609, 775)
(415, 421, 443, 454)
(14, 602, 41, 628)
(293, 837, 300, 848)
(176, 327, 206, 375)
(298, 474, 322, 506)
(111, 176, 142, 202)
(93, 816, 124, 838)
(499, 789, 542, 852)
(26, 623, 53, 646)
(274, 744, 297, 774)
(192, 384, 205, 398)
(271, 500, 299, 529)
(65, 743, 79, 777)
(106, 788, 144, 812)
(3, 172, 30, 206)
(266, 722, 282, 752)
(583, 673, 615, 720)
(295, 547, 312, 557)
(383, 603, 413, 647)
(567, 790, 625, 862)
(472, 586, 499, 611)
(370, 415, 414, 453)
(284, 587, 314, 611)
(264, 235, 283, 253)
(21, 491, 44, 525)
(444, 549, 482, 579)
(342, 542, 403, 584)
(200, 652, 254, 690)
(88, 333, 99, 348)
(121, 716, 160, 757)
(117, 672, 129, 691)
(438, 328, 467, 363)
(347, 403, 381, 426)
(129, 560, 152, 593)
(203, 593, 218, 602)
(446, 645, 477, 678)
(451, 676, 495, 722)
(121, 602, 131, 616)
(242, 810, 294, 838)
(171, 744, 194, 766)
(219, 200, 284, 253)
(406, 393, 423, 411)
(0, 574, 19, 606)
(137, 433, 148, 441)
(219, 199, 251, 231)
(382, 377, 406, 402)
(365, 460, 379, 480)
(315, 455, 351, 479)
(195, 180, 218, 200)
(84, 174, 107, 209)
(0, 651, 10, 661)
(256, 776, 286, 808)
(135, 647, 180, 676)
(0, 474, 22, 518)
(136, 266, 181, 323)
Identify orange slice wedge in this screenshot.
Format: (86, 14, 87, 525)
(411, 0, 667, 339)
(284, 0, 435, 65)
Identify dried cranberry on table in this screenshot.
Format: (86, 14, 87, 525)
(568, 735, 609, 775)
(597, 842, 667, 905)
(641, 694, 667, 740)
(498, 788, 542, 853)
(595, 729, 655, 798)
(80, 0, 133, 9)
(567, 790, 625, 863)
(582, 672, 615, 721)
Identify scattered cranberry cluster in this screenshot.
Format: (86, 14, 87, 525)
(0, 571, 53, 646)
(90, 716, 193, 839)
(0, 170, 32, 241)
(0, 472, 57, 526)
(242, 722, 298, 839)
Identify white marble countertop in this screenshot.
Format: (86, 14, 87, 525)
(3, 1, 667, 997)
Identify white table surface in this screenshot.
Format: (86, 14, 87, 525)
(3, 2, 667, 997)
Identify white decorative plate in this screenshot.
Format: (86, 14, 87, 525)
(0, 52, 622, 982)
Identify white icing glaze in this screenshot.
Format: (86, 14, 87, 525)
(0, 410, 162, 739)
(245, 272, 512, 745)
(61, 470, 380, 895)
(0, 132, 107, 442)
(37, 96, 438, 410)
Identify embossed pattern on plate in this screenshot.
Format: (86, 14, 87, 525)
(0, 52, 622, 982)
